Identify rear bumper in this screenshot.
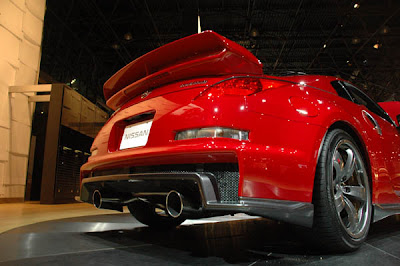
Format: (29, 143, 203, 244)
(79, 172, 314, 227)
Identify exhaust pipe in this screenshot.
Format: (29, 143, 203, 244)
(91, 189, 197, 216)
(92, 190, 102, 208)
(92, 190, 123, 212)
(166, 190, 184, 218)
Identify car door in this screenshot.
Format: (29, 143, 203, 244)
(342, 82, 400, 194)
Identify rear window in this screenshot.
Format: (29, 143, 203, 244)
(330, 80, 394, 125)
(330, 81, 353, 102)
(342, 82, 394, 124)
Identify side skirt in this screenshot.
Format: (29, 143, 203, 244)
(373, 204, 400, 223)
(206, 197, 314, 228)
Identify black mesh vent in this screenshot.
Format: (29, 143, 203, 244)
(212, 171, 239, 203)
(156, 169, 239, 203)
(92, 163, 240, 203)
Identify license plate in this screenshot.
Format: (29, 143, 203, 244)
(119, 120, 153, 150)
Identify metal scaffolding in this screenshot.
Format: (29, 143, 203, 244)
(40, 0, 400, 103)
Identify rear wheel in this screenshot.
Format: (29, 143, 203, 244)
(128, 200, 185, 229)
(313, 129, 372, 252)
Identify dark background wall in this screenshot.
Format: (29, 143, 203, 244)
(39, 0, 400, 104)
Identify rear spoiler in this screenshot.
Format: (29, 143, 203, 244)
(104, 31, 263, 110)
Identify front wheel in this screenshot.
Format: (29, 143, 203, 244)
(313, 129, 372, 252)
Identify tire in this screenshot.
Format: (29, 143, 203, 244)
(128, 200, 185, 229)
(313, 129, 372, 252)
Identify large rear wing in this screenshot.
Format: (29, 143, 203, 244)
(103, 31, 263, 110)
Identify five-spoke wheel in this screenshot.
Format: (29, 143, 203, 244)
(332, 140, 370, 239)
(313, 129, 371, 252)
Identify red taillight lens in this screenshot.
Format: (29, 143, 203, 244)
(203, 77, 288, 97)
(211, 78, 263, 96)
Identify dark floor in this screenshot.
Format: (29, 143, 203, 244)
(0, 212, 399, 265)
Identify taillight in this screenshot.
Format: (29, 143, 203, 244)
(202, 77, 288, 97)
(211, 78, 262, 96)
(176, 127, 249, 141)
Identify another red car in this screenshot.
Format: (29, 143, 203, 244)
(79, 31, 400, 252)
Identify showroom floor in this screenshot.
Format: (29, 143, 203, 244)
(0, 203, 399, 265)
(0, 202, 125, 233)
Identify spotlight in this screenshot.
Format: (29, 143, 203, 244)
(323, 43, 327, 48)
(373, 43, 381, 49)
(111, 43, 120, 50)
(70, 78, 77, 84)
(354, 3, 360, 9)
(351, 37, 361, 45)
(380, 26, 390, 34)
(250, 28, 259, 37)
(124, 32, 133, 41)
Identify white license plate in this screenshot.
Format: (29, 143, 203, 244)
(119, 120, 153, 150)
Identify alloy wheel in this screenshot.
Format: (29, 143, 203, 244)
(330, 139, 371, 239)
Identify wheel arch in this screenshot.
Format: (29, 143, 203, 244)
(325, 121, 373, 195)
(311, 120, 374, 251)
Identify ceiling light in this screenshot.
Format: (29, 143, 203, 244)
(323, 44, 327, 48)
(351, 37, 361, 44)
(111, 43, 120, 50)
(124, 32, 133, 41)
(380, 26, 390, 34)
(354, 3, 360, 9)
(250, 28, 259, 37)
(373, 43, 381, 49)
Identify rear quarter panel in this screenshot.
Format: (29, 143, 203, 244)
(247, 79, 397, 204)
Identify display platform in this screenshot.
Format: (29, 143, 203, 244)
(0, 213, 399, 265)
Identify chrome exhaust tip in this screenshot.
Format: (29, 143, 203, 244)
(91, 190, 124, 212)
(166, 190, 183, 218)
(92, 190, 102, 209)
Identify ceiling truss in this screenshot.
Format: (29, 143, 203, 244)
(40, 0, 400, 103)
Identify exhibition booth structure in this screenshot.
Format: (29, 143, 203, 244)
(8, 84, 109, 203)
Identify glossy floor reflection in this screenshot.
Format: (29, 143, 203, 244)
(0, 213, 399, 265)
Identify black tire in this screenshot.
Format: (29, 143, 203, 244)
(313, 129, 372, 252)
(127, 200, 185, 229)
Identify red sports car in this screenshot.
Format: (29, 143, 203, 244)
(79, 31, 400, 252)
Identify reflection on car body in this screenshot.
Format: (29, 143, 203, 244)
(79, 31, 400, 252)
